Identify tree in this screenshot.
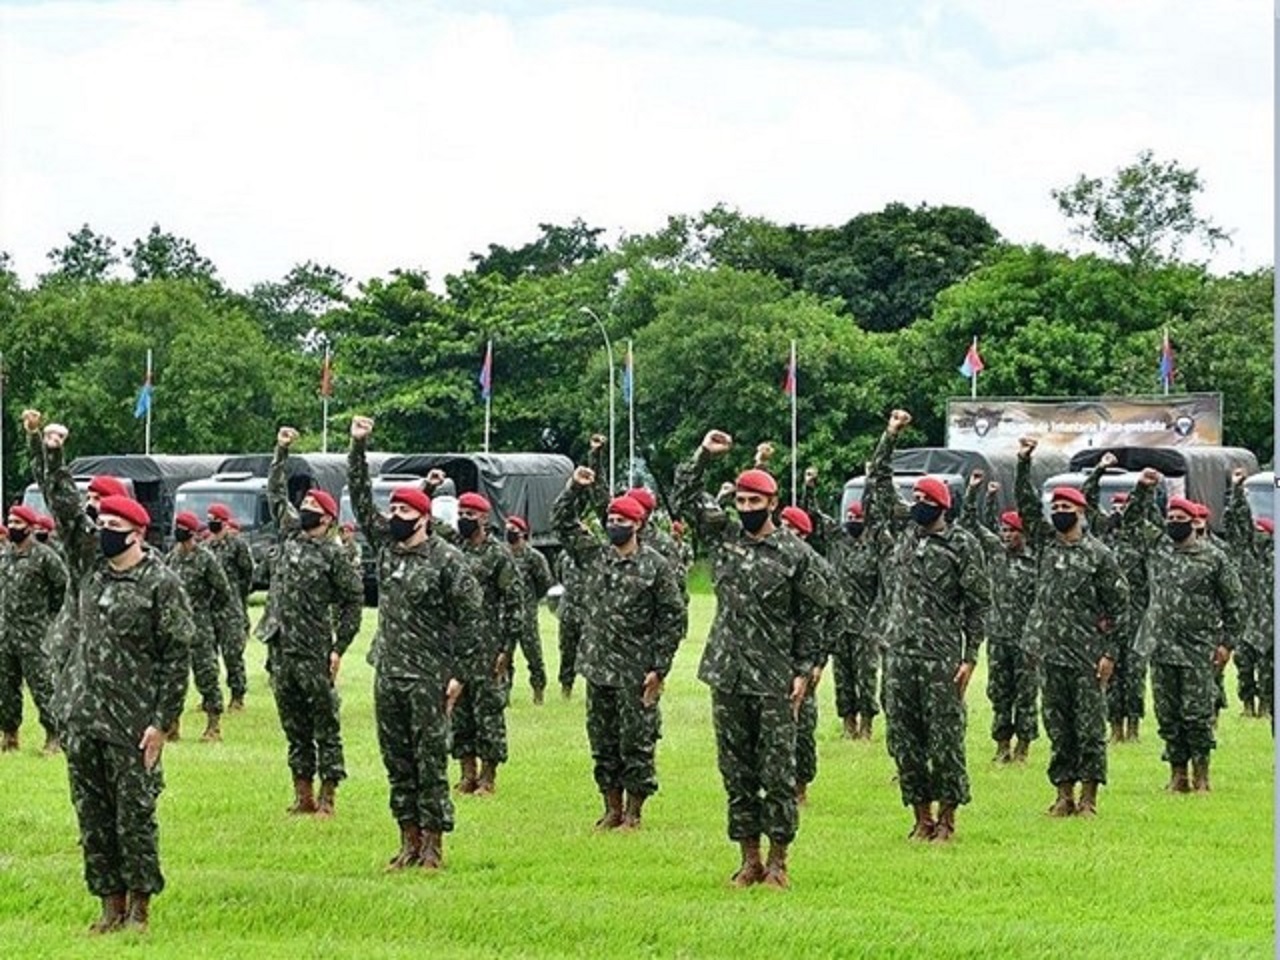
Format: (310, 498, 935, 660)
(1052, 149, 1231, 269)
(469, 219, 608, 281)
(126, 225, 219, 285)
(248, 260, 351, 346)
(42, 224, 120, 285)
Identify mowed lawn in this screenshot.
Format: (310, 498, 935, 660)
(0, 588, 1273, 959)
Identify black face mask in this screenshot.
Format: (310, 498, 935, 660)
(9, 527, 29, 545)
(911, 502, 945, 527)
(299, 509, 324, 531)
(843, 521, 865, 539)
(34, 532, 48, 544)
(175, 528, 194, 543)
(505, 529, 523, 545)
(99, 528, 132, 559)
(458, 517, 480, 540)
(207, 520, 224, 534)
(1107, 513, 1123, 532)
(389, 515, 419, 542)
(606, 524, 635, 547)
(1051, 511, 1078, 534)
(1166, 520, 1193, 542)
(739, 508, 769, 534)
(85, 504, 99, 522)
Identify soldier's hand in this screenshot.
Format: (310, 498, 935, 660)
(572, 466, 595, 488)
(140, 725, 165, 771)
(789, 675, 807, 719)
(350, 415, 374, 441)
(1100, 452, 1119, 469)
(1213, 644, 1232, 670)
(1096, 655, 1115, 689)
(1018, 436, 1038, 458)
(809, 666, 823, 691)
(987, 481, 1001, 495)
(642, 671, 663, 708)
(43, 423, 68, 449)
(969, 470, 984, 489)
(493, 651, 510, 680)
(1138, 467, 1161, 487)
(887, 409, 912, 435)
(717, 481, 735, 500)
(804, 466, 819, 487)
(329, 652, 342, 683)
(278, 426, 300, 448)
(444, 678, 463, 717)
(754, 442, 775, 467)
(1232, 467, 1248, 486)
(589, 433, 607, 452)
(701, 430, 733, 455)
(424, 468, 446, 490)
(21, 409, 42, 434)
(953, 661, 974, 699)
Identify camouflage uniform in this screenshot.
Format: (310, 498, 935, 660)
(793, 543, 839, 789)
(166, 542, 236, 717)
(671, 447, 824, 847)
(1125, 483, 1245, 768)
(208, 532, 254, 702)
(510, 543, 552, 694)
(959, 482, 1039, 749)
(1017, 455, 1128, 788)
(556, 550, 584, 691)
(552, 482, 685, 801)
(1223, 484, 1273, 716)
(260, 445, 363, 786)
(39, 437, 193, 899)
(349, 439, 484, 835)
(0, 538, 67, 740)
(872, 429, 990, 811)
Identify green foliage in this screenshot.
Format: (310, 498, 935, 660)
(41, 224, 120, 286)
(469, 219, 608, 282)
(126, 224, 220, 286)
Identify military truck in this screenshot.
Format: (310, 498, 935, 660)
(1243, 470, 1275, 526)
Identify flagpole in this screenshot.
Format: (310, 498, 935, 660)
(1163, 327, 1170, 397)
(627, 340, 635, 489)
(970, 336, 978, 399)
(789, 339, 798, 507)
(144, 348, 152, 455)
(321, 344, 330, 454)
(483, 338, 492, 454)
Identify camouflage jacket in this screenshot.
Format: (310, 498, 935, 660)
(800, 484, 892, 637)
(1083, 462, 1151, 624)
(1123, 481, 1246, 665)
(511, 544, 553, 622)
(556, 548, 585, 616)
(209, 533, 255, 606)
(460, 534, 524, 663)
(553, 482, 686, 686)
(871, 430, 990, 664)
(1016, 454, 1129, 669)
(1223, 483, 1274, 653)
(259, 443, 363, 666)
(166, 541, 238, 649)
(671, 447, 824, 696)
(39, 438, 193, 746)
(959, 481, 1037, 650)
(641, 523, 690, 582)
(0, 541, 67, 650)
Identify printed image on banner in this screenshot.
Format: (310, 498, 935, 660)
(946, 394, 1223, 456)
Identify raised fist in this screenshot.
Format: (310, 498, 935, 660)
(754, 442, 775, 466)
(1100, 452, 1119, 469)
(277, 426, 299, 448)
(21, 409, 42, 435)
(349, 416, 374, 441)
(1232, 467, 1248, 486)
(1018, 436, 1038, 456)
(701, 430, 733, 456)
(887, 409, 912, 435)
(1138, 467, 1162, 487)
(43, 422, 68, 450)
(424, 468, 447, 489)
(969, 470, 984, 489)
(717, 481, 735, 500)
(572, 466, 595, 487)
(589, 434, 607, 452)
(987, 481, 1001, 495)
(803, 466, 819, 487)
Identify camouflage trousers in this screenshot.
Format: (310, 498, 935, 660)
(0, 636, 58, 736)
(218, 609, 248, 700)
(796, 685, 818, 786)
(1256, 648, 1275, 715)
(1151, 661, 1217, 764)
(185, 625, 224, 715)
(64, 732, 165, 896)
(586, 680, 659, 796)
(375, 674, 454, 833)
(987, 641, 1039, 744)
(509, 616, 547, 692)
(1041, 666, 1107, 785)
(558, 607, 582, 690)
(883, 656, 970, 808)
(1234, 644, 1260, 705)
(271, 658, 345, 782)
(451, 671, 508, 764)
(710, 688, 798, 844)
(1106, 638, 1147, 722)
(830, 632, 879, 720)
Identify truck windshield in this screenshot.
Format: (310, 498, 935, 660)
(1244, 483, 1275, 524)
(173, 491, 262, 530)
(340, 487, 394, 525)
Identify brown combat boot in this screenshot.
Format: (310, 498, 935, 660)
(200, 710, 222, 743)
(88, 893, 127, 934)
(1241, 697, 1256, 718)
(287, 778, 317, 815)
(387, 822, 422, 870)
(761, 840, 790, 889)
(730, 838, 765, 888)
(124, 891, 150, 933)
(621, 791, 646, 830)
(228, 695, 245, 712)
(1, 730, 19, 752)
(858, 714, 874, 741)
(1169, 763, 1191, 794)
(1012, 739, 1030, 764)
(1126, 718, 1141, 742)
(475, 760, 498, 796)
(1191, 757, 1211, 793)
(1077, 781, 1099, 818)
(420, 831, 443, 871)
(908, 803, 935, 841)
(1047, 782, 1076, 817)
(560, 684, 573, 700)
(532, 686, 545, 706)
(316, 780, 337, 817)
(992, 739, 1012, 763)
(1109, 720, 1124, 743)
(456, 756, 479, 794)
(795, 781, 809, 806)
(41, 731, 61, 756)
(595, 788, 624, 830)
(165, 718, 181, 742)
(931, 804, 957, 843)
(841, 715, 857, 740)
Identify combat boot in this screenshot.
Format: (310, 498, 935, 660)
(165, 718, 180, 742)
(125, 891, 150, 933)
(1109, 720, 1124, 743)
(475, 760, 498, 796)
(532, 686, 545, 706)
(992, 739, 1012, 763)
(931, 804, 957, 843)
(88, 893, 127, 934)
(560, 684, 573, 700)
(908, 803, 935, 841)
(1, 730, 18, 752)
(1077, 781, 1099, 818)
(621, 791, 646, 830)
(1168, 763, 1191, 794)
(795, 781, 809, 806)
(595, 788, 624, 830)
(316, 780, 338, 817)
(387, 822, 422, 870)
(455, 756, 479, 794)
(858, 715, 874, 741)
(41, 731, 61, 756)
(1241, 697, 1256, 718)
(1125, 718, 1141, 742)
(841, 715, 857, 740)
(762, 840, 790, 889)
(1191, 757, 1211, 793)
(200, 711, 222, 743)
(229, 695, 245, 712)
(730, 838, 765, 888)
(420, 831, 443, 871)
(1046, 782, 1075, 817)
(287, 777, 317, 815)
(1011, 738, 1030, 764)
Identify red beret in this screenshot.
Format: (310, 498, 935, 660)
(1167, 496, 1197, 517)
(341, 522, 356, 534)
(207, 503, 233, 522)
(999, 510, 1023, 532)
(390, 486, 432, 516)
(37, 515, 55, 532)
(306, 489, 338, 519)
(1190, 502, 1209, 519)
(626, 488, 657, 514)
(458, 492, 492, 512)
(99, 495, 150, 529)
(1050, 486, 1087, 508)
(175, 511, 201, 532)
(506, 515, 529, 533)
(8, 505, 41, 528)
(1110, 492, 1129, 505)
(88, 476, 129, 499)
(735, 469, 778, 496)
(1256, 518, 1274, 535)
(846, 502, 864, 519)
(607, 496, 647, 524)
(780, 506, 812, 537)
(913, 476, 952, 509)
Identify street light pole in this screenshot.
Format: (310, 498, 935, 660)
(580, 306, 616, 493)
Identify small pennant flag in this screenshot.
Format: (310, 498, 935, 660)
(133, 376, 152, 419)
(320, 349, 333, 398)
(782, 354, 797, 396)
(1158, 328, 1175, 389)
(958, 338, 985, 379)
(621, 343, 634, 405)
(478, 340, 493, 400)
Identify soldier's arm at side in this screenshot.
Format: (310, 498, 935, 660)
(1216, 553, 1247, 650)
(958, 535, 991, 665)
(41, 547, 69, 617)
(348, 436, 390, 547)
(496, 554, 524, 658)
(532, 549, 553, 599)
(445, 554, 487, 684)
(152, 571, 196, 732)
(789, 551, 826, 680)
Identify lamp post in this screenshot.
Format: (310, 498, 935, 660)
(580, 306, 616, 493)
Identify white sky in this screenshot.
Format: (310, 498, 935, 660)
(0, 0, 1271, 290)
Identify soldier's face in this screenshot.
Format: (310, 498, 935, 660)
(1167, 508, 1193, 524)
(782, 521, 808, 541)
(1000, 527, 1022, 550)
(734, 491, 772, 513)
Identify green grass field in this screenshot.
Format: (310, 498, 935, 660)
(0, 591, 1273, 959)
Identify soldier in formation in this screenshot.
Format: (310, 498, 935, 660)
(505, 514, 552, 704)
(205, 502, 254, 710)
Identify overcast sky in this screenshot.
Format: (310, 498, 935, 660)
(0, 0, 1270, 290)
